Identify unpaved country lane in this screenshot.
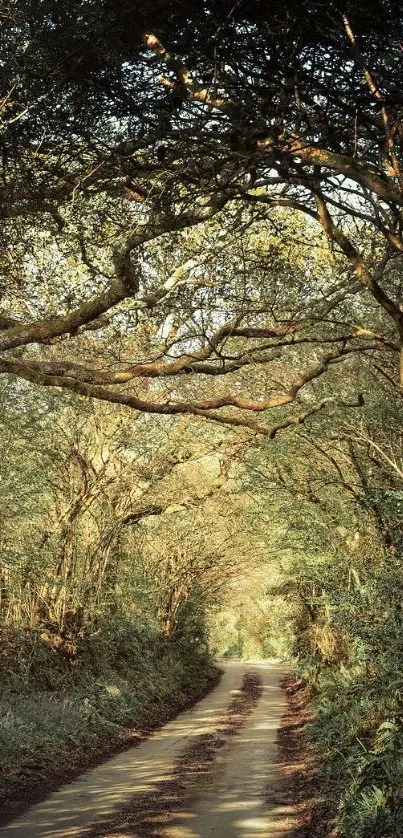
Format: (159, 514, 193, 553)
(0, 663, 245, 838)
(163, 662, 293, 838)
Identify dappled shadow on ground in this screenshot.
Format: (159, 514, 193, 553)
(98, 788, 295, 838)
(84, 666, 294, 838)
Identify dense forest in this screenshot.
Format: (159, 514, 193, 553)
(0, 1, 402, 835)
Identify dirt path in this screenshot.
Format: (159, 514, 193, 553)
(162, 662, 294, 838)
(0, 662, 292, 838)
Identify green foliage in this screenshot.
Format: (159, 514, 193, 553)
(208, 592, 294, 660)
(256, 388, 403, 838)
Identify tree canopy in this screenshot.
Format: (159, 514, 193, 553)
(0, 0, 402, 432)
